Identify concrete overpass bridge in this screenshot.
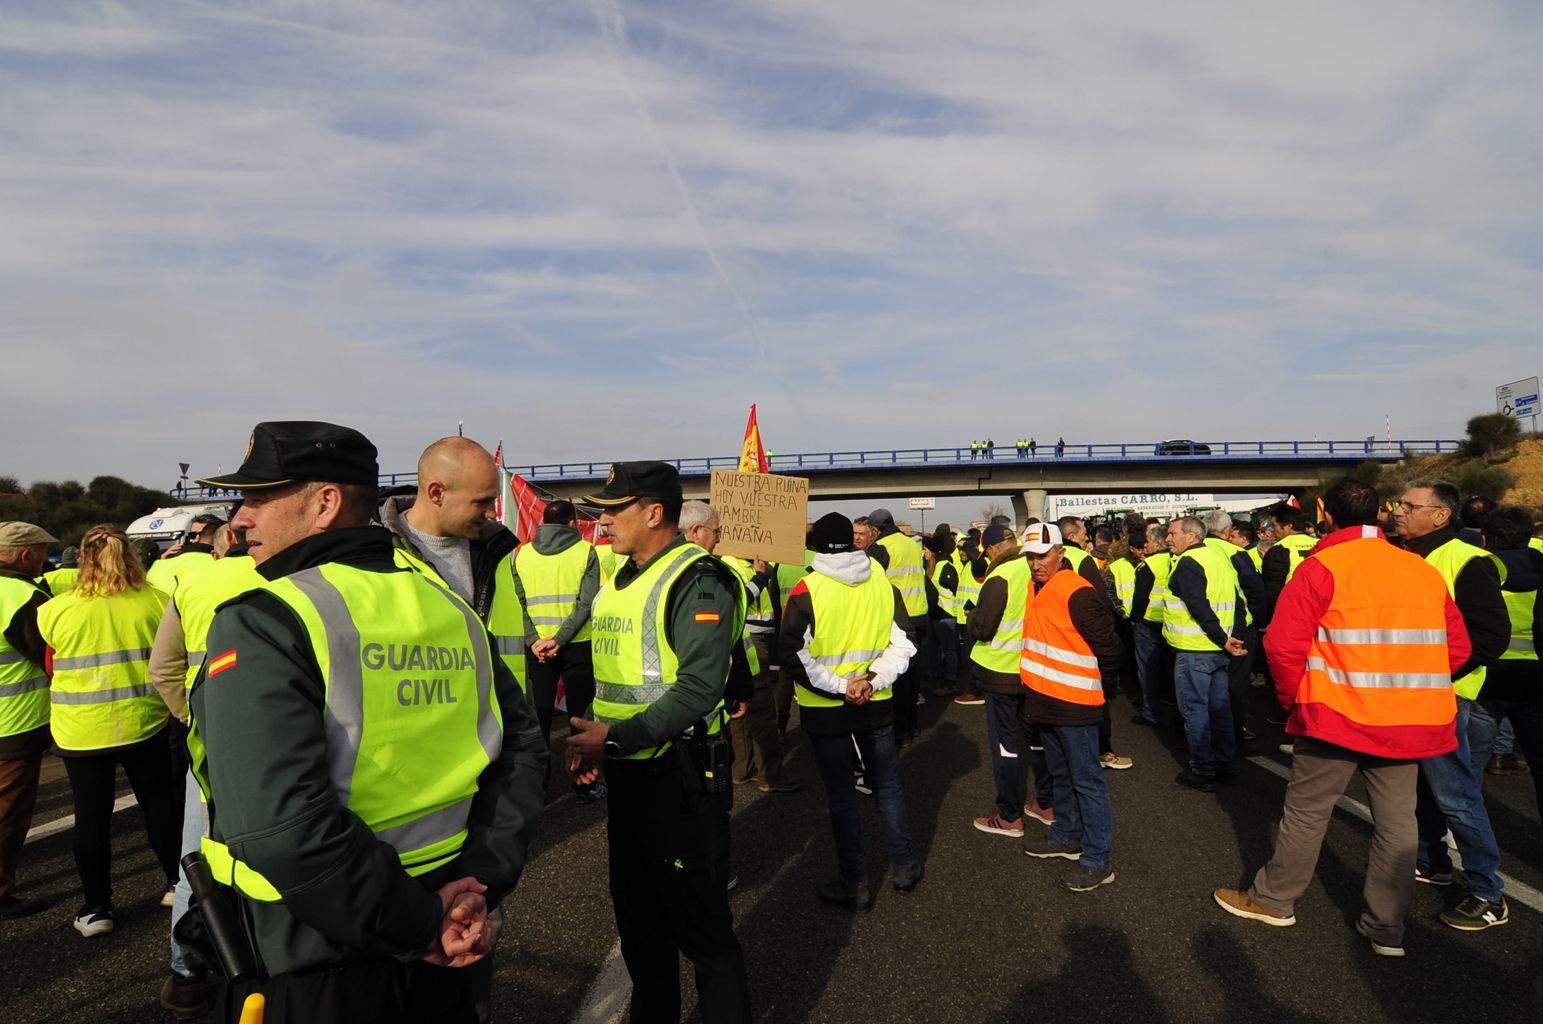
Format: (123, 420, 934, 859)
(507, 439, 1456, 522)
(181, 439, 1458, 522)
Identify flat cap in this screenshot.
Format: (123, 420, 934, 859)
(582, 461, 682, 508)
(0, 521, 58, 546)
(198, 421, 378, 490)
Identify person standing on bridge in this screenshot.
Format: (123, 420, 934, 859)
(190, 422, 546, 1022)
(566, 463, 752, 1024)
(779, 512, 920, 909)
(1215, 478, 1470, 956)
(0, 522, 55, 921)
(1017, 523, 1125, 891)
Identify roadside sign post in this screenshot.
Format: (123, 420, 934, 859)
(908, 497, 935, 532)
(1496, 376, 1540, 431)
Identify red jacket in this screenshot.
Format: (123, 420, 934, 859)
(1264, 525, 1470, 758)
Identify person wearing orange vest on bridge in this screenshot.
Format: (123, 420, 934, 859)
(1214, 478, 1471, 957)
(1016, 523, 1126, 893)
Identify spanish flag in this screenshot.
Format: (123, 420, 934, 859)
(738, 404, 770, 473)
(1315, 495, 1326, 523)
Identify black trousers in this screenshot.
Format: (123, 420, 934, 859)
(525, 641, 596, 743)
(61, 729, 181, 908)
(1226, 625, 1259, 748)
(606, 756, 751, 1024)
(223, 957, 490, 1024)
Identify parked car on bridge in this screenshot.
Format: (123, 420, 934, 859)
(1156, 439, 1212, 456)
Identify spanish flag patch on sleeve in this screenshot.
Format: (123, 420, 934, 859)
(694, 611, 721, 624)
(207, 650, 238, 678)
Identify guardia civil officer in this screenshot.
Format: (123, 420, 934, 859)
(566, 462, 752, 1024)
(189, 422, 546, 1023)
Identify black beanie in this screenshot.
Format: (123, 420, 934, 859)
(811, 512, 855, 553)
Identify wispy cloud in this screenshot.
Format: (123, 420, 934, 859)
(1, 1, 1540, 486)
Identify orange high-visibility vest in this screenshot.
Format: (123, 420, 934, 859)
(1297, 527, 1455, 729)
(1020, 569, 1105, 707)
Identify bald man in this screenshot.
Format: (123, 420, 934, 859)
(379, 438, 505, 602)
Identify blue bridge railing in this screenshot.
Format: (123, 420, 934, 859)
(173, 439, 1459, 500)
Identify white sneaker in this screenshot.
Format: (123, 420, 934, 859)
(161, 887, 176, 909)
(73, 907, 114, 937)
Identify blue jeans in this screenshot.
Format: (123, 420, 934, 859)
(810, 726, 916, 885)
(1132, 621, 1165, 723)
(1174, 650, 1236, 777)
(1415, 697, 1504, 902)
(169, 769, 208, 978)
(1040, 723, 1113, 869)
(1468, 701, 1517, 765)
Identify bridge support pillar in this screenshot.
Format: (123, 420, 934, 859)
(1012, 489, 1049, 528)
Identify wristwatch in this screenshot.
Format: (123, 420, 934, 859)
(603, 735, 626, 760)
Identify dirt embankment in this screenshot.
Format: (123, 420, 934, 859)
(1397, 438, 1543, 510)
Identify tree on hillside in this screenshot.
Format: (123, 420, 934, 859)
(0, 474, 170, 550)
(1461, 413, 1521, 460)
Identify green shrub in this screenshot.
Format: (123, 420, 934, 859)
(1461, 413, 1521, 459)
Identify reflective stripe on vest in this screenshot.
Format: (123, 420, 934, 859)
(1424, 538, 1508, 701)
(953, 552, 982, 626)
(1296, 536, 1456, 730)
(0, 577, 49, 738)
(1109, 558, 1137, 618)
(515, 540, 595, 641)
(37, 586, 169, 751)
(932, 561, 960, 619)
(1500, 588, 1537, 661)
(196, 563, 501, 902)
(797, 568, 896, 709)
(1141, 552, 1173, 624)
(876, 534, 927, 617)
(1020, 569, 1104, 706)
(590, 545, 739, 757)
(1163, 544, 1237, 652)
(970, 557, 1030, 674)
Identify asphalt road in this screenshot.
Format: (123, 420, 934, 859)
(5, 682, 1541, 1024)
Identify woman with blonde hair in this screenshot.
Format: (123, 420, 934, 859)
(37, 524, 182, 937)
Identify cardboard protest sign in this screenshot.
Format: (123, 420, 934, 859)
(709, 469, 809, 565)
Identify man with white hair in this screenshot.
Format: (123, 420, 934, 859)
(1166, 516, 1249, 792)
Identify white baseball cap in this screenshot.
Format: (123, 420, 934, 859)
(1021, 522, 1063, 554)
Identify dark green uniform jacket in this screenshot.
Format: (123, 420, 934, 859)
(190, 526, 547, 977)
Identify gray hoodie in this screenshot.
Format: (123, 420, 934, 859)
(513, 524, 601, 648)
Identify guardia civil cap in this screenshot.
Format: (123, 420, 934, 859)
(198, 421, 378, 490)
(581, 461, 683, 508)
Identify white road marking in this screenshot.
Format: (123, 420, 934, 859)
(1247, 755, 1543, 915)
(25, 794, 139, 844)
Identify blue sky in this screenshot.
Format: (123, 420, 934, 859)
(3, 1, 1541, 494)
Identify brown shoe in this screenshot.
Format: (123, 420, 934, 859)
(758, 779, 803, 793)
(1213, 888, 1295, 927)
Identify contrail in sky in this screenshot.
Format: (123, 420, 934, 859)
(591, 0, 770, 363)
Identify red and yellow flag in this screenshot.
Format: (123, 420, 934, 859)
(1315, 495, 1326, 523)
(738, 404, 769, 473)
